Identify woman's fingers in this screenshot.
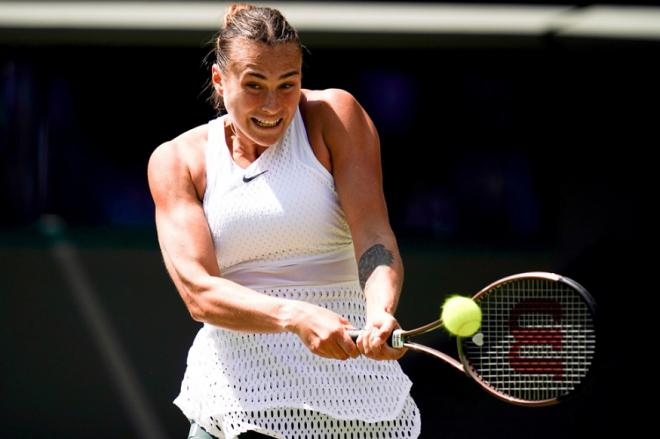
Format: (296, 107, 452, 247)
(357, 317, 407, 360)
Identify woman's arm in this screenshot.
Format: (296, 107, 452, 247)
(147, 136, 358, 360)
(319, 89, 405, 361)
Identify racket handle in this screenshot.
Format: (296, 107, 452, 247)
(346, 329, 361, 341)
(346, 329, 403, 348)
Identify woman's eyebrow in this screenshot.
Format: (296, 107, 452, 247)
(245, 70, 300, 80)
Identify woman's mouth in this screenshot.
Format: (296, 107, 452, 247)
(252, 117, 283, 128)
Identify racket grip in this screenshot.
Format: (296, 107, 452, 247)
(346, 329, 402, 348)
(346, 329, 362, 342)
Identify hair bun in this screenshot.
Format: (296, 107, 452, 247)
(223, 3, 255, 28)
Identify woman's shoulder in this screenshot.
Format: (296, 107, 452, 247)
(160, 122, 209, 153)
(300, 88, 374, 141)
(300, 88, 370, 137)
(151, 123, 209, 166)
(148, 122, 210, 197)
(301, 88, 361, 116)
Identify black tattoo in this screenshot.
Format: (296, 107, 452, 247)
(358, 244, 394, 290)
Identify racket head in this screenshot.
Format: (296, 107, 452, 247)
(457, 272, 597, 406)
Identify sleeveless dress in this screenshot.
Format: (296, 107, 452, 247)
(173, 107, 421, 439)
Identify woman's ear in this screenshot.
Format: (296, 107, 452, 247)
(211, 63, 224, 96)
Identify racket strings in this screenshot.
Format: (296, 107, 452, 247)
(462, 278, 596, 403)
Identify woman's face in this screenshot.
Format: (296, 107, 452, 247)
(214, 40, 302, 148)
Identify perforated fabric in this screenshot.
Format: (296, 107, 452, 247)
(174, 108, 420, 438)
(202, 109, 352, 273)
(198, 400, 420, 439)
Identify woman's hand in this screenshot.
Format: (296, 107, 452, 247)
(356, 311, 406, 361)
(288, 301, 360, 361)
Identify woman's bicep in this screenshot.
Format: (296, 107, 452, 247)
(155, 199, 220, 279)
(148, 143, 220, 300)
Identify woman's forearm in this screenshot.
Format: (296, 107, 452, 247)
(358, 242, 404, 319)
(184, 275, 297, 333)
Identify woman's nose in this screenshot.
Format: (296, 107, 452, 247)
(261, 91, 279, 113)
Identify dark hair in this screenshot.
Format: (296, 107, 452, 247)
(207, 3, 303, 112)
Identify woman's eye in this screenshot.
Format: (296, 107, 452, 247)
(246, 83, 261, 89)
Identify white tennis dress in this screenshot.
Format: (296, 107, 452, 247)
(173, 107, 421, 439)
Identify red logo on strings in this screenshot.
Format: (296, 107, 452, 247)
(508, 299, 564, 381)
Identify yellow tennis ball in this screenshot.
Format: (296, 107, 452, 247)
(441, 296, 482, 337)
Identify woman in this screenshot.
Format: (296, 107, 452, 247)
(148, 4, 420, 439)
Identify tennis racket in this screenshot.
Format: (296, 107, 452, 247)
(349, 272, 597, 407)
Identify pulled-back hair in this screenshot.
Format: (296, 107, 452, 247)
(208, 3, 303, 112)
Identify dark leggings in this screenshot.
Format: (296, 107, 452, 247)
(188, 421, 271, 439)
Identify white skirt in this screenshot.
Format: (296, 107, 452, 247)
(174, 282, 421, 439)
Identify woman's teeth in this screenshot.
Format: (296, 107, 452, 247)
(253, 118, 282, 128)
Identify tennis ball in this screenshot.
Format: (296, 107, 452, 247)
(441, 296, 482, 337)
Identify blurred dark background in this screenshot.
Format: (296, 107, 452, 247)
(1, 1, 654, 438)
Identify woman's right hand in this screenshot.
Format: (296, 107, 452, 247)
(286, 301, 360, 361)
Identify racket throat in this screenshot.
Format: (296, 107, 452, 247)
(404, 342, 465, 373)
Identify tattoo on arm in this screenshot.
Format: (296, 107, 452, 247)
(358, 244, 394, 290)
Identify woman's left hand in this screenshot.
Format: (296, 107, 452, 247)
(356, 311, 407, 361)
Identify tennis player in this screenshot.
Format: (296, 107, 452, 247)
(148, 4, 420, 438)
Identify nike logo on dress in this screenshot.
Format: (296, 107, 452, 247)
(243, 170, 268, 183)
